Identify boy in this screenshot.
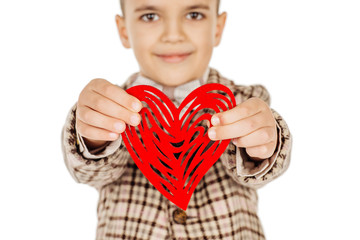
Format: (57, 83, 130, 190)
(61, 0, 292, 239)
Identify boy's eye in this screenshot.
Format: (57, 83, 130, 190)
(140, 12, 204, 22)
(186, 12, 204, 20)
(141, 13, 159, 22)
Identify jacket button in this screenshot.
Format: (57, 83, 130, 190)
(173, 208, 187, 224)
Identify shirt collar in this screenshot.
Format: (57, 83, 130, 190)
(130, 67, 210, 105)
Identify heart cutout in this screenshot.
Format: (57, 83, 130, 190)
(121, 83, 236, 210)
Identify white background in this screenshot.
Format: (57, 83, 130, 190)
(0, 0, 359, 239)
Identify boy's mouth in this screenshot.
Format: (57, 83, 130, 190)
(155, 52, 192, 64)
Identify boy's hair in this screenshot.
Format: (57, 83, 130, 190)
(119, 0, 221, 17)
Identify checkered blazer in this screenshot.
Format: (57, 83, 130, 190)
(61, 67, 292, 240)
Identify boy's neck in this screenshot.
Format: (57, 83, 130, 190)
(138, 67, 210, 87)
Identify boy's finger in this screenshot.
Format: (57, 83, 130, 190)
(77, 106, 126, 133)
(208, 111, 269, 140)
(91, 78, 143, 112)
(245, 141, 277, 160)
(232, 126, 276, 148)
(211, 97, 263, 126)
(85, 91, 142, 126)
(76, 118, 120, 141)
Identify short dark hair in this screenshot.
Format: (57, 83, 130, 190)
(119, 0, 221, 17)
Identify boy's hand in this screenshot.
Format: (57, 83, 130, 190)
(208, 97, 277, 161)
(76, 78, 143, 150)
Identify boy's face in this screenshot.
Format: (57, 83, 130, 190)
(115, 0, 227, 86)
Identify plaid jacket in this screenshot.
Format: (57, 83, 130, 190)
(61, 67, 292, 240)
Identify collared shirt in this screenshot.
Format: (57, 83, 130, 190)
(130, 67, 210, 107)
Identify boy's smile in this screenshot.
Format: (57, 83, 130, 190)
(116, 0, 227, 87)
(155, 52, 192, 64)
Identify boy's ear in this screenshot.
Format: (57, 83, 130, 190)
(214, 12, 227, 47)
(115, 14, 131, 49)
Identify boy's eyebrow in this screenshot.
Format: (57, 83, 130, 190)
(186, 4, 210, 11)
(134, 4, 210, 12)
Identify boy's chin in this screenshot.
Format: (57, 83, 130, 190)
(154, 69, 198, 87)
(157, 76, 193, 87)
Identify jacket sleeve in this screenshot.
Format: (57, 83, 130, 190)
(220, 84, 292, 189)
(61, 103, 130, 190)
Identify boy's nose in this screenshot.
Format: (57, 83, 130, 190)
(161, 20, 185, 43)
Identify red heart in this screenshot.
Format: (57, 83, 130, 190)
(121, 83, 236, 210)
